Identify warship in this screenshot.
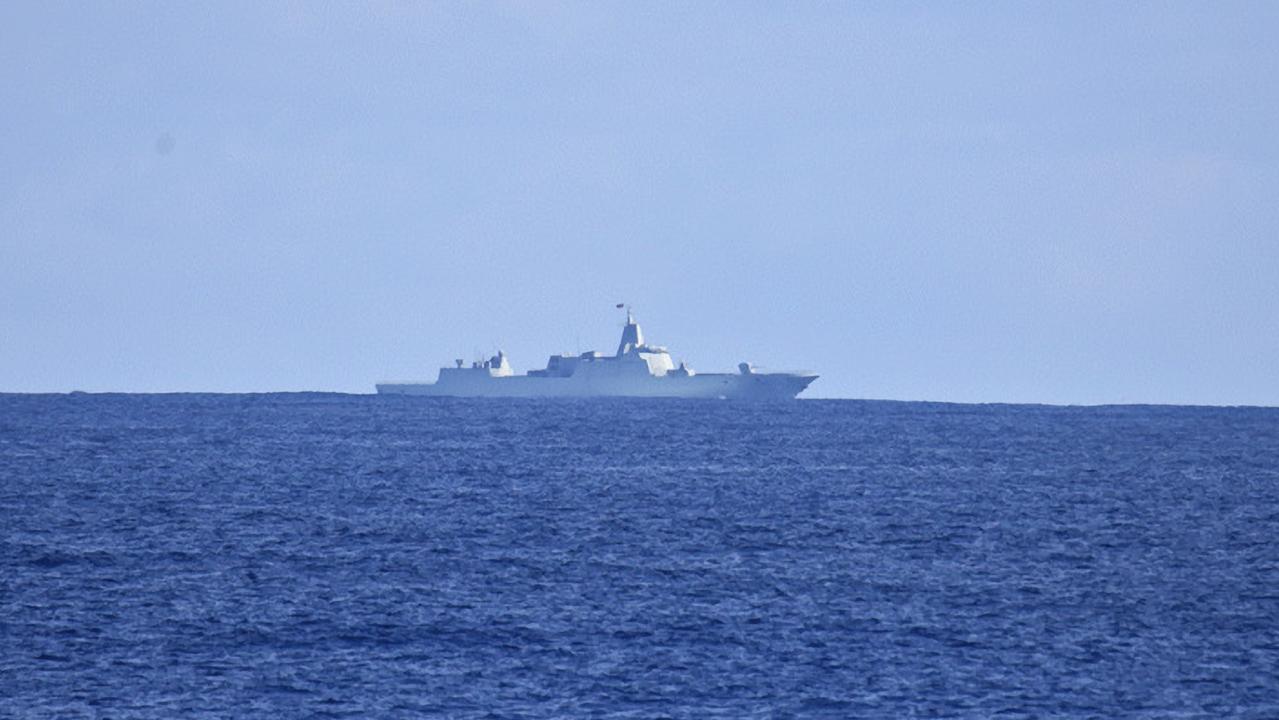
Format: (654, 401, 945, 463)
(376, 309, 817, 399)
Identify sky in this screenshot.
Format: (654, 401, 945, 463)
(2, 1, 1277, 404)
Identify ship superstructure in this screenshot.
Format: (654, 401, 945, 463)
(375, 310, 817, 399)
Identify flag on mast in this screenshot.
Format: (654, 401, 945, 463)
(615, 303, 625, 308)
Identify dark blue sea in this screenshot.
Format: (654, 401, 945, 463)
(3, 394, 1278, 718)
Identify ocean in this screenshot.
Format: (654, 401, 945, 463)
(3, 394, 1277, 717)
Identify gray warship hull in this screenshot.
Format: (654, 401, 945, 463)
(376, 372, 815, 399)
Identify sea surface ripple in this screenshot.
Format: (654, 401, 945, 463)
(2, 394, 1278, 718)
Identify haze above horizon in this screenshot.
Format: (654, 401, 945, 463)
(3, 2, 1277, 405)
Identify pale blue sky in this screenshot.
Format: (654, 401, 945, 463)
(3, 2, 1277, 403)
